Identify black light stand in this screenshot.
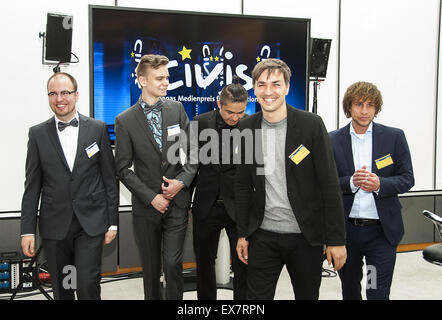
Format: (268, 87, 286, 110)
(310, 78, 324, 114)
(9, 246, 53, 300)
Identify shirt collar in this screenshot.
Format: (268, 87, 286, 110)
(54, 112, 79, 125)
(139, 96, 163, 109)
(350, 121, 373, 136)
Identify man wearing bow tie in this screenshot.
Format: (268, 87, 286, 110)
(114, 54, 197, 300)
(21, 72, 119, 300)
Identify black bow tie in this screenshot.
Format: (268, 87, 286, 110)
(143, 104, 162, 115)
(58, 118, 79, 132)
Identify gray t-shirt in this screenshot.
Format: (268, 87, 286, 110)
(260, 117, 301, 234)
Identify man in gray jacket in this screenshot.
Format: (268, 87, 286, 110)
(114, 54, 197, 300)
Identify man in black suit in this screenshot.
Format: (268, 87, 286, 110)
(235, 58, 347, 300)
(21, 72, 119, 300)
(329, 82, 414, 299)
(114, 54, 197, 300)
(192, 76, 248, 300)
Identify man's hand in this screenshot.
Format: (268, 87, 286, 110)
(21, 235, 35, 257)
(104, 230, 117, 245)
(352, 165, 369, 188)
(236, 237, 249, 265)
(151, 194, 170, 214)
(360, 172, 380, 192)
(326, 245, 347, 271)
(161, 176, 185, 200)
(353, 165, 380, 193)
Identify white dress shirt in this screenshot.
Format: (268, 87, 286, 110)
(349, 122, 380, 220)
(55, 114, 79, 172)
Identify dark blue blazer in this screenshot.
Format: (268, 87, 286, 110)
(329, 122, 414, 246)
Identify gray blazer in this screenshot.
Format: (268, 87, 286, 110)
(21, 114, 119, 240)
(114, 98, 197, 216)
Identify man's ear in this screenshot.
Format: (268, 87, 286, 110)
(138, 76, 147, 88)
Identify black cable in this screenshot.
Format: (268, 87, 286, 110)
(70, 52, 79, 63)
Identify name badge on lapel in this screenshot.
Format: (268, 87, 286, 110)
(289, 144, 310, 165)
(85, 142, 99, 158)
(167, 124, 180, 136)
(375, 154, 394, 170)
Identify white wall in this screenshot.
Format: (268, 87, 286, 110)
(244, 0, 340, 131)
(0, 0, 113, 212)
(437, 2, 442, 190)
(1, 0, 441, 212)
(340, 0, 439, 191)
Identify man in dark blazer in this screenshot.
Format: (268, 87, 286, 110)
(329, 82, 414, 300)
(21, 72, 119, 300)
(235, 58, 347, 300)
(114, 54, 197, 300)
(191, 75, 248, 300)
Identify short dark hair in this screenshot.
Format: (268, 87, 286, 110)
(219, 75, 248, 106)
(135, 54, 169, 78)
(47, 72, 78, 91)
(342, 82, 383, 118)
(251, 58, 292, 86)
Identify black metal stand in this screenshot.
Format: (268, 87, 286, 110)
(9, 246, 53, 300)
(310, 77, 322, 114)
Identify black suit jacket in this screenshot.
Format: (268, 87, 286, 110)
(329, 122, 414, 246)
(21, 114, 119, 240)
(234, 105, 346, 247)
(191, 110, 245, 221)
(114, 99, 198, 216)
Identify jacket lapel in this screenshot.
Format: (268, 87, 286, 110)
(252, 112, 265, 193)
(45, 117, 70, 171)
(340, 123, 355, 174)
(207, 110, 220, 170)
(71, 114, 90, 173)
(371, 122, 384, 175)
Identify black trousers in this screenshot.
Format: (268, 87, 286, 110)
(338, 223, 397, 300)
(246, 229, 324, 300)
(133, 206, 188, 300)
(42, 214, 104, 300)
(193, 203, 247, 300)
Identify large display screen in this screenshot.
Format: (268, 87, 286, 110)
(89, 6, 310, 142)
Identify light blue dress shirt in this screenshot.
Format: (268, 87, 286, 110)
(349, 122, 380, 220)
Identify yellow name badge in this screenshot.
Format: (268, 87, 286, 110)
(375, 154, 394, 170)
(289, 144, 310, 165)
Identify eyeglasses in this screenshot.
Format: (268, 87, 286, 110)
(47, 90, 76, 98)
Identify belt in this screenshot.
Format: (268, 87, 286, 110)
(348, 218, 380, 226)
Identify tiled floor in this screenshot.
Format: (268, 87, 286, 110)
(3, 250, 441, 300)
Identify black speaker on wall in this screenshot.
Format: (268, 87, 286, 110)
(45, 13, 73, 63)
(309, 38, 331, 78)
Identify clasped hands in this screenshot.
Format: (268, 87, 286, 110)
(151, 176, 184, 214)
(353, 165, 380, 192)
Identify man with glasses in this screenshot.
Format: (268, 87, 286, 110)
(21, 72, 118, 300)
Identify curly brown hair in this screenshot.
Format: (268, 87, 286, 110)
(342, 82, 383, 118)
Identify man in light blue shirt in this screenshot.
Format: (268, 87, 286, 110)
(330, 82, 414, 300)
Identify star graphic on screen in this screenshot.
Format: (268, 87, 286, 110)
(131, 52, 135, 58)
(178, 46, 192, 60)
(214, 56, 219, 62)
(256, 56, 261, 62)
(210, 56, 213, 61)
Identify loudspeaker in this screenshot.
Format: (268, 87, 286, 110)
(309, 38, 332, 78)
(45, 13, 73, 63)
